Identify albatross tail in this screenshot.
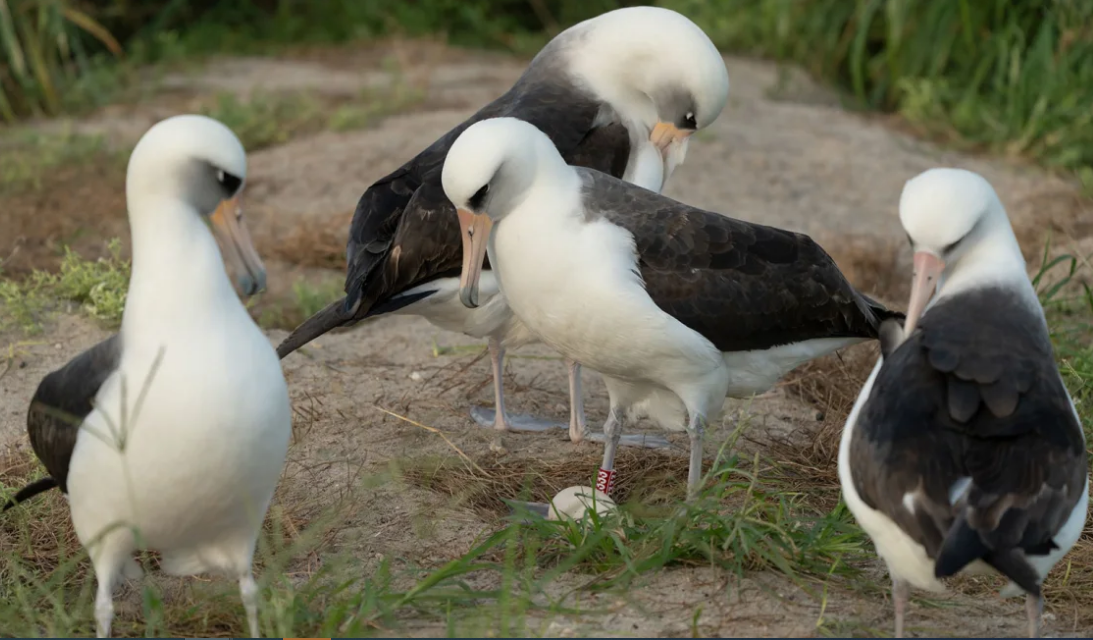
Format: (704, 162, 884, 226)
(2, 477, 58, 511)
(275, 298, 353, 359)
(935, 515, 1045, 596)
(861, 293, 906, 327)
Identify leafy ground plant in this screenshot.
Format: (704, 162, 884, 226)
(0, 239, 130, 333)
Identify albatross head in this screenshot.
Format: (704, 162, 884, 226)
(441, 117, 563, 308)
(898, 167, 1020, 333)
(126, 114, 265, 296)
(559, 6, 729, 180)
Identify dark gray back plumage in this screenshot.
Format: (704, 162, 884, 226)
(26, 335, 121, 494)
(577, 168, 900, 351)
(275, 44, 631, 359)
(850, 287, 1086, 593)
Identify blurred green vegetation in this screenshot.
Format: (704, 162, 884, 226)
(2, 0, 1092, 183)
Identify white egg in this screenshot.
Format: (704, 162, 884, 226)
(546, 485, 618, 522)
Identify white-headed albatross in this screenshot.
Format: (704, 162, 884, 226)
(838, 168, 1089, 638)
(1, 115, 291, 639)
(441, 117, 901, 498)
(274, 6, 728, 450)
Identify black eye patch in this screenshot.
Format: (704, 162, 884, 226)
(217, 169, 243, 196)
(468, 184, 489, 210)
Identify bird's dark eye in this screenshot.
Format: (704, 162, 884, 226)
(468, 184, 489, 210)
(217, 169, 243, 195)
(682, 112, 697, 129)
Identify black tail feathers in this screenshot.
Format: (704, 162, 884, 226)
(862, 293, 906, 325)
(275, 297, 352, 360)
(935, 515, 1042, 597)
(2, 477, 58, 512)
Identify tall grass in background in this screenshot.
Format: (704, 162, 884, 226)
(667, 0, 1093, 185)
(0, 0, 121, 122)
(2, 0, 1093, 184)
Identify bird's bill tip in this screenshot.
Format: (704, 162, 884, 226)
(650, 121, 693, 153)
(904, 250, 945, 334)
(457, 207, 492, 309)
(210, 195, 267, 298)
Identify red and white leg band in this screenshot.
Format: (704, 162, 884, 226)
(596, 467, 616, 494)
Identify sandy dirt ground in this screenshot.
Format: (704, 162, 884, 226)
(1, 41, 1091, 637)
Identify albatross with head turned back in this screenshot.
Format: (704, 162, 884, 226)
(274, 6, 728, 448)
(838, 168, 1088, 638)
(2, 115, 291, 639)
(442, 117, 902, 498)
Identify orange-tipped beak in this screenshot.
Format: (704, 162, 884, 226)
(457, 208, 493, 308)
(649, 121, 693, 158)
(209, 195, 266, 298)
(904, 251, 945, 335)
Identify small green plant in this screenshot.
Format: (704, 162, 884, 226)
(0, 238, 130, 333)
(0, 126, 115, 192)
(254, 275, 343, 330)
(198, 82, 426, 152)
(199, 91, 325, 151)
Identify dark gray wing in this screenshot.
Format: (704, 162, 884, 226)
(578, 168, 899, 352)
(850, 287, 1087, 593)
(276, 62, 631, 358)
(27, 334, 121, 494)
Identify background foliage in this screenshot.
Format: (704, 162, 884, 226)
(2, 0, 1091, 184)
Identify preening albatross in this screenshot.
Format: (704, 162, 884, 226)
(838, 168, 1089, 638)
(274, 6, 728, 447)
(2, 115, 291, 639)
(442, 117, 901, 498)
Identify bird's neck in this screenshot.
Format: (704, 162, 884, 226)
(123, 197, 243, 335)
(936, 231, 1039, 312)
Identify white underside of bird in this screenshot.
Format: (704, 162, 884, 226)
(69, 203, 290, 638)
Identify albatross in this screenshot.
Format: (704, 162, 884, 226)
(2, 115, 291, 639)
(441, 117, 901, 498)
(274, 6, 728, 448)
(838, 168, 1089, 638)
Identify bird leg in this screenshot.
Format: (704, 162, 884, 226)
(95, 582, 114, 639)
(240, 571, 260, 638)
(470, 350, 668, 448)
(1026, 591, 1043, 638)
(567, 360, 587, 443)
(596, 408, 624, 494)
(893, 578, 909, 638)
(470, 337, 558, 433)
(91, 556, 123, 639)
(684, 412, 707, 500)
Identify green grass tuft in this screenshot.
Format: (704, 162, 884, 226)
(0, 239, 130, 334)
(0, 126, 118, 193)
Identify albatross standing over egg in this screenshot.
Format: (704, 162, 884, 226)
(838, 168, 1089, 638)
(442, 117, 901, 498)
(274, 6, 728, 448)
(2, 115, 291, 639)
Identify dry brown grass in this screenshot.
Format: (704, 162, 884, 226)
(262, 210, 355, 270)
(402, 448, 693, 516)
(0, 445, 84, 576)
(0, 437, 355, 637)
(818, 232, 908, 303)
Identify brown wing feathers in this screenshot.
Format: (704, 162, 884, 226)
(3, 335, 121, 510)
(582, 168, 901, 352)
